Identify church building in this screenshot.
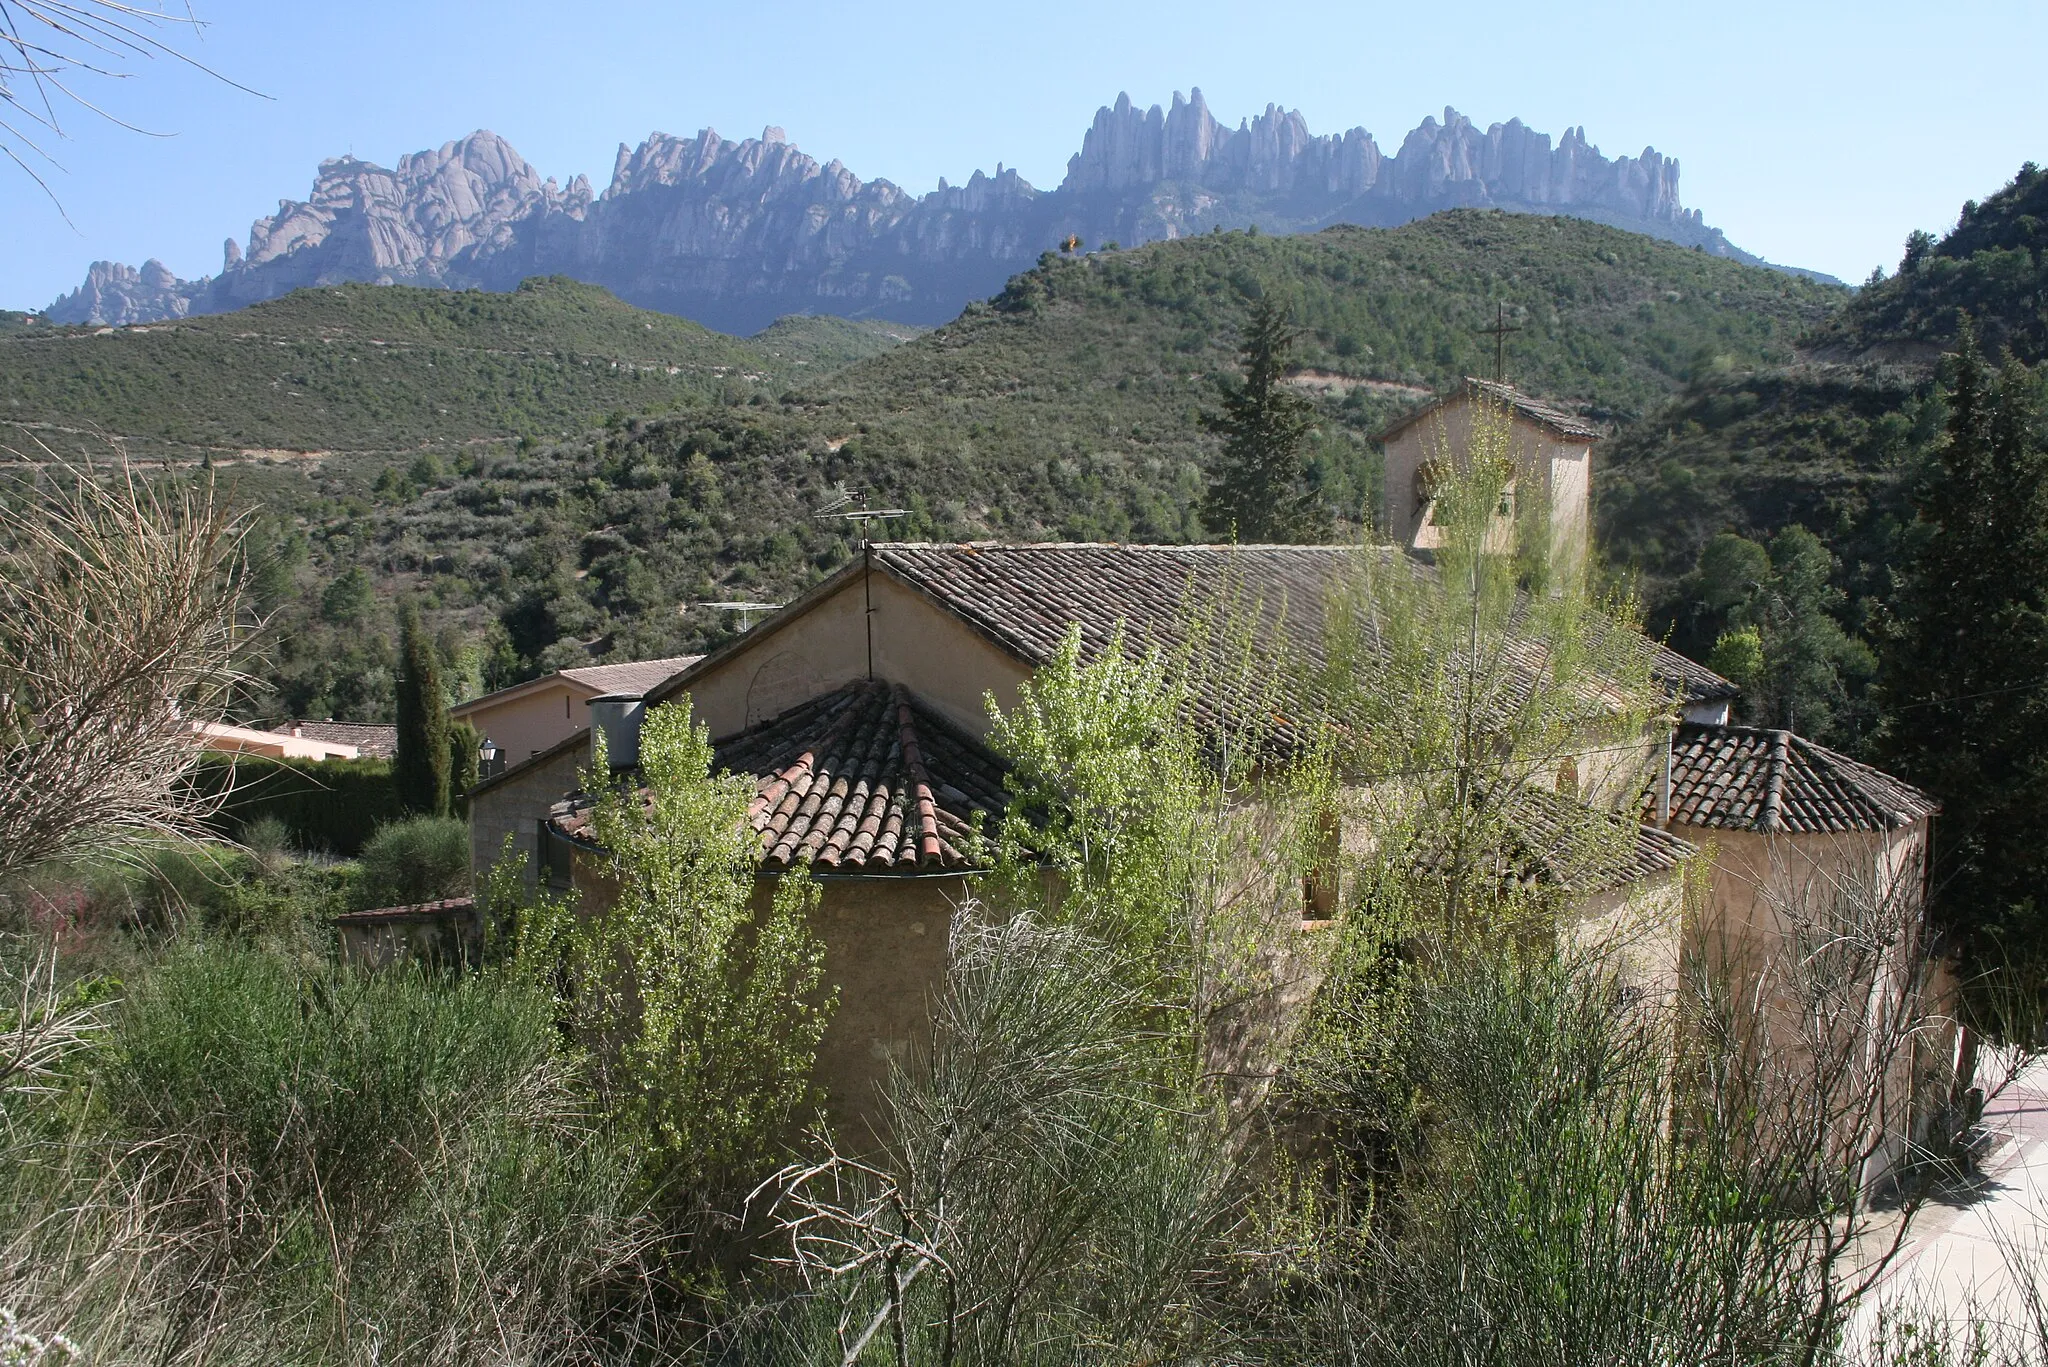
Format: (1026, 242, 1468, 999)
(462, 378, 1947, 1165)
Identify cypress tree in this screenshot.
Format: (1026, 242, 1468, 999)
(448, 719, 482, 814)
(1200, 298, 1326, 543)
(394, 602, 452, 818)
(1875, 322, 2048, 1018)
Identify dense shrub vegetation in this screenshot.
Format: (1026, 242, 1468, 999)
(193, 754, 405, 855)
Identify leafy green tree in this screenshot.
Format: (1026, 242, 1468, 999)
(393, 602, 452, 817)
(519, 698, 832, 1205)
(1876, 325, 2048, 1012)
(1200, 297, 1326, 543)
(1705, 624, 1764, 694)
(1679, 527, 1872, 738)
(245, 519, 306, 618)
(1687, 532, 1770, 635)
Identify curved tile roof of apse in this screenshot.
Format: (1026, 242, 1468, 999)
(1664, 724, 1937, 834)
(549, 679, 1009, 873)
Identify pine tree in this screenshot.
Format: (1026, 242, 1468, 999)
(1747, 527, 1873, 740)
(1876, 322, 2048, 1013)
(1200, 298, 1326, 543)
(394, 602, 452, 817)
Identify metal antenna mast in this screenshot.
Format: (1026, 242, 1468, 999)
(816, 489, 908, 680)
(696, 600, 784, 629)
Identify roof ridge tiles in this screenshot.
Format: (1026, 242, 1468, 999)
(1758, 729, 1790, 834)
(1666, 721, 1935, 834)
(891, 683, 944, 865)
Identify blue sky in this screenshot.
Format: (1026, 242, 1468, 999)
(4, 0, 2041, 313)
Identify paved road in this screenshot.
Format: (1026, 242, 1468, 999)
(1854, 1059, 2048, 1355)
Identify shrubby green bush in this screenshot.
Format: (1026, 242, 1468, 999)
(513, 699, 831, 1223)
(90, 839, 352, 943)
(1, 944, 663, 1365)
(354, 816, 471, 910)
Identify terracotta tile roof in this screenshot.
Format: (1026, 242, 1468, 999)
(869, 542, 1733, 711)
(1375, 377, 1603, 445)
(549, 679, 1009, 873)
(1415, 785, 1697, 894)
(288, 720, 398, 759)
(332, 896, 475, 925)
(1664, 724, 1936, 834)
(558, 655, 703, 697)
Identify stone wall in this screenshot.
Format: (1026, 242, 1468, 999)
(469, 738, 586, 888)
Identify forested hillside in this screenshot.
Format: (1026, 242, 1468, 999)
(3, 208, 1855, 722)
(1599, 163, 2046, 743)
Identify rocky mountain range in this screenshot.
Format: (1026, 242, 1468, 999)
(46, 89, 1773, 334)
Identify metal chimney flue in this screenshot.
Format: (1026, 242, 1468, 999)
(587, 694, 646, 771)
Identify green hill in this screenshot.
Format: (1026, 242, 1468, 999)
(204, 210, 1847, 721)
(1598, 163, 2046, 686)
(748, 315, 928, 371)
(0, 276, 903, 465)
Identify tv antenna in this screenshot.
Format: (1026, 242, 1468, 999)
(815, 489, 910, 680)
(696, 600, 784, 629)
(816, 488, 908, 549)
(1476, 302, 1524, 383)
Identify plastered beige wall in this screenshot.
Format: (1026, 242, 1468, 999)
(1569, 871, 1689, 1003)
(804, 876, 965, 1144)
(1680, 821, 1936, 1183)
(674, 567, 1031, 742)
(457, 682, 594, 765)
(1383, 396, 1590, 567)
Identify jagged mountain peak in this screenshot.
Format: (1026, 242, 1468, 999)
(44, 91, 1759, 333)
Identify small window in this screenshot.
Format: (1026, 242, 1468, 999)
(1556, 757, 1581, 799)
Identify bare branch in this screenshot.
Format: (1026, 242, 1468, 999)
(0, 453, 254, 874)
(0, 0, 266, 192)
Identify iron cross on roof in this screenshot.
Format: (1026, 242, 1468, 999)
(1476, 302, 1524, 383)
